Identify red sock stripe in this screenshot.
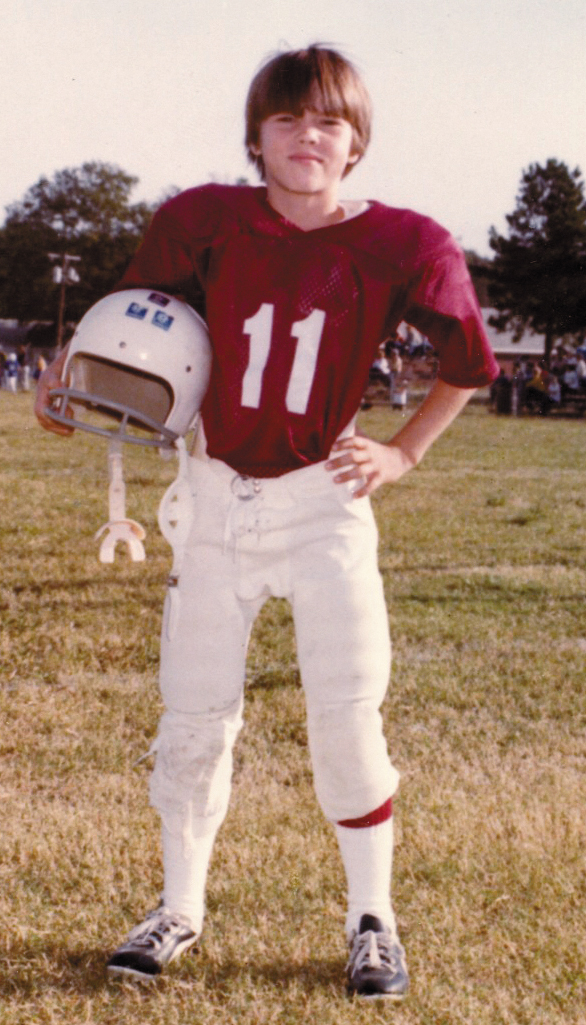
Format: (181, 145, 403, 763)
(337, 797, 393, 829)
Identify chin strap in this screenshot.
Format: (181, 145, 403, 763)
(95, 438, 146, 563)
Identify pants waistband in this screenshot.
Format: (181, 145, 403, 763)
(190, 451, 342, 501)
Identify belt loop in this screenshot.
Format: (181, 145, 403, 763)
(231, 474, 262, 501)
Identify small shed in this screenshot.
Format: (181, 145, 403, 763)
(481, 308, 545, 373)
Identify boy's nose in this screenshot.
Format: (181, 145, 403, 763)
(297, 118, 319, 142)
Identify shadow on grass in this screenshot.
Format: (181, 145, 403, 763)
(182, 955, 344, 994)
(0, 942, 343, 1000)
(247, 669, 300, 692)
(0, 944, 112, 998)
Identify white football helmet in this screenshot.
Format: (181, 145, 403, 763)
(47, 289, 212, 447)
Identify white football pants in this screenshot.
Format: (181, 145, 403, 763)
(149, 451, 399, 844)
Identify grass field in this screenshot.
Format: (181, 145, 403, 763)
(1, 389, 585, 1024)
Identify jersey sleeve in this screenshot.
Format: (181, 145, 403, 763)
(117, 187, 221, 314)
(403, 236, 499, 388)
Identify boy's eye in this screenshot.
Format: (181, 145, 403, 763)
(268, 112, 346, 129)
(319, 116, 345, 128)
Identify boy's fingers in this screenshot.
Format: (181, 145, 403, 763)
(332, 436, 366, 452)
(327, 438, 371, 469)
(34, 383, 75, 435)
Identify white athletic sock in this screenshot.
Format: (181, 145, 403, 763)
(335, 817, 396, 939)
(162, 822, 217, 934)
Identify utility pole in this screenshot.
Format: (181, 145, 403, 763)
(48, 253, 81, 350)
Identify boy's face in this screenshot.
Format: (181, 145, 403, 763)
(252, 98, 359, 202)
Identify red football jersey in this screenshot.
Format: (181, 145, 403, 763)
(119, 184, 498, 477)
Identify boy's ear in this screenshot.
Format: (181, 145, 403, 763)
(347, 151, 360, 166)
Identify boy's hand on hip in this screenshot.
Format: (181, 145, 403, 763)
(326, 436, 414, 497)
(326, 382, 477, 497)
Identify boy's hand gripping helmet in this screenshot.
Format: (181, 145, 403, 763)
(46, 289, 212, 447)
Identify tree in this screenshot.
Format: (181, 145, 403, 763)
(464, 250, 492, 307)
(0, 162, 153, 327)
(488, 159, 586, 362)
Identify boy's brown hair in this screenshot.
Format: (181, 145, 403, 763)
(245, 44, 372, 179)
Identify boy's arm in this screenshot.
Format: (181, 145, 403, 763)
(325, 379, 476, 497)
(34, 344, 74, 435)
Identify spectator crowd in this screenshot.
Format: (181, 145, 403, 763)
(490, 351, 586, 416)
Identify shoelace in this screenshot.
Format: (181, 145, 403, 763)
(126, 911, 188, 950)
(349, 929, 398, 973)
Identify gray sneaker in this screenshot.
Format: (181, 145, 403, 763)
(347, 914, 409, 1000)
(107, 905, 198, 980)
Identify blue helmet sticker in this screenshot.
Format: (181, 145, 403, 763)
(152, 311, 174, 331)
(126, 302, 148, 319)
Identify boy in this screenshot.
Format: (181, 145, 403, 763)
(36, 44, 498, 999)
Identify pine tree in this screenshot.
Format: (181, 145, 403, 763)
(488, 159, 586, 362)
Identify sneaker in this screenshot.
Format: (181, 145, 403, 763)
(347, 914, 409, 1000)
(107, 905, 198, 980)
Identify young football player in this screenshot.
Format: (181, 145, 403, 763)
(36, 44, 498, 999)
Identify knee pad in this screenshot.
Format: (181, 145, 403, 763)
(306, 701, 399, 822)
(149, 697, 243, 840)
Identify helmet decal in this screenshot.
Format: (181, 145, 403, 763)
(152, 311, 174, 331)
(126, 302, 148, 320)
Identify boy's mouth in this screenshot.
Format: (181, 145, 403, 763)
(290, 153, 323, 163)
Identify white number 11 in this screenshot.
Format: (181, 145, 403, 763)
(241, 303, 326, 415)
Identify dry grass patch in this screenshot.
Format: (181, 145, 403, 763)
(1, 393, 586, 1022)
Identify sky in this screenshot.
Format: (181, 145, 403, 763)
(1, 0, 585, 256)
